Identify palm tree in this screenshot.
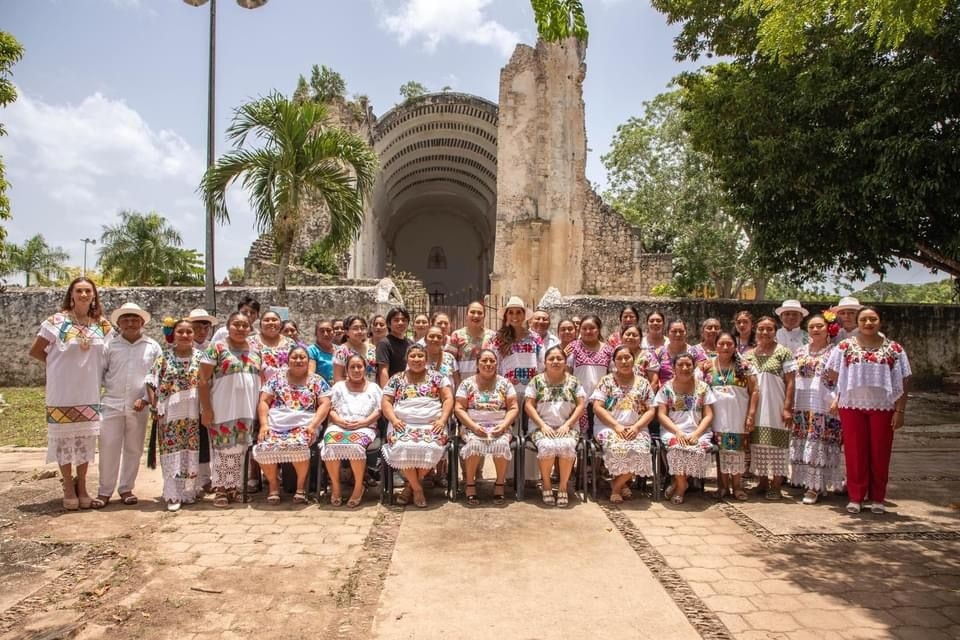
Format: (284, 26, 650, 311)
(5, 234, 70, 286)
(200, 92, 377, 302)
(98, 210, 204, 285)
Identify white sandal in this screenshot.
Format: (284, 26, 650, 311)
(542, 490, 555, 506)
(556, 491, 569, 507)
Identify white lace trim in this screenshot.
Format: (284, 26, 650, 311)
(252, 446, 310, 465)
(718, 451, 746, 475)
(160, 451, 199, 501)
(749, 444, 789, 477)
(211, 444, 245, 490)
(460, 433, 512, 460)
(666, 449, 708, 478)
(46, 434, 97, 466)
(535, 438, 578, 460)
(382, 443, 446, 470)
(320, 444, 368, 461)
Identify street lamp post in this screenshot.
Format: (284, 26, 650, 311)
(81, 238, 96, 277)
(184, 0, 267, 313)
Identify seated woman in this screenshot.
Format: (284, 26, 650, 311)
(254, 345, 330, 504)
(381, 344, 454, 508)
(591, 345, 657, 503)
(525, 345, 586, 507)
(655, 352, 717, 505)
(455, 348, 519, 506)
(322, 353, 382, 507)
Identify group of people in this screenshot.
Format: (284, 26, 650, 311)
(31, 277, 911, 517)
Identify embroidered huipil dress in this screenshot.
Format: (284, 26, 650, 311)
(381, 372, 450, 469)
(253, 372, 329, 464)
(567, 339, 614, 432)
(702, 358, 756, 476)
(38, 313, 112, 465)
(590, 374, 656, 478)
(333, 342, 379, 383)
(148, 347, 203, 502)
(745, 346, 797, 478)
(526, 373, 584, 460)
(790, 344, 844, 492)
(201, 342, 262, 490)
(322, 381, 382, 461)
(457, 375, 516, 460)
(655, 380, 717, 478)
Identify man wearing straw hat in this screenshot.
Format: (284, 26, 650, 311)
(774, 299, 809, 353)
(92, 303, 162, 508)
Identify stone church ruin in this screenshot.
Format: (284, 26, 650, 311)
(244, 37, 671, 306)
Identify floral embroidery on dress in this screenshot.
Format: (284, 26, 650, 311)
(458, 377, 512, 412)
(529, 374, 581, 404)
(658, 380, 709, 413)
(593, 374, 654, 414)
(702, 358, 756, 389)
(385, 371, 445, 401)
(837, 338, 904, 369)
(204, 342, 262, 378)
(263, 373, 329, 411)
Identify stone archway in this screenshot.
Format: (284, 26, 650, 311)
(349, 93, 498, 305)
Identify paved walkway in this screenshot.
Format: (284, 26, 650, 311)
(1, 406, 958, 640)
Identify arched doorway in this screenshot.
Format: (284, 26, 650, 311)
(350, 93, 498, 305)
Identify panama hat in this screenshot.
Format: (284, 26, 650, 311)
(186, 308, 219, 325)
(774, 299, 809, 318)
(110, 302, 151, 326)
(832, 296, 863, 312)
(502, 296, 533, 322)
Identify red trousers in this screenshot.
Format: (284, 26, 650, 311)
(839, 408, 895, 503)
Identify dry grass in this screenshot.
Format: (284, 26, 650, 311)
(0, 387, 47, 447)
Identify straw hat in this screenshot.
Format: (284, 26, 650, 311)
(774, 299, 809, 318)
(502, 296, 533, 322)
(831, 296, 863, 312)
(110, 302, 151, 326)
(186, 308, 219, 325)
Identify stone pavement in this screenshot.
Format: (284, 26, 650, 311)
(1, 403, 958, 640)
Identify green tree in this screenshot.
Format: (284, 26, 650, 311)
(226, 266, 245, 284)
(5, 234, 70, 286)
(0, 31, 25, 272)
(740, 0, 952, 61)
(294, 64, 346, 104)
(399, 81, 428, 101)
(653, 1, 960, 283)
(603, 90, 764, 298)
(531, 0, 588, 42)
(98, 210, 204, 285)
(201, 93, 377, 302)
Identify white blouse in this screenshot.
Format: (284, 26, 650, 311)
(826, 338, 911, 410)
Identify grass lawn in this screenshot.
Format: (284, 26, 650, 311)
(0, 387, 47, 447)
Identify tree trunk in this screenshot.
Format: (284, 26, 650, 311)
(276, 246, 290, 306)
(753, 276, 769, 301)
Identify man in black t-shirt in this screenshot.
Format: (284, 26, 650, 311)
(376, 306, 412, 387)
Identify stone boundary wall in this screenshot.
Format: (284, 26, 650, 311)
(538, 295, 960, 389)
(0, 281, 402, 387)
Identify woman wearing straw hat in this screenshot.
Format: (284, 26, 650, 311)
(29, 277, 113, 510)
(775, 300, 810, 353)
(486, 297, 545, 397)
(94, 302, 162, 508)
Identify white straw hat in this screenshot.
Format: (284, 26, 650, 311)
(502, 296, 533, 322)
(186, 308, 219, 325)
(832, 296, 863, 312)
(110, 302, 151, 326)
(774, 299, 809, 318)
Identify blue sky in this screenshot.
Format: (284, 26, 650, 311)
(0, 0, 938, 287)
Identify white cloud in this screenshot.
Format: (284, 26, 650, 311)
(0, 87, 253, 279)
(377, 0, 520, 57)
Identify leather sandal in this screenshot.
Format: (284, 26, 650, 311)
(493, 483, 506, 506)
(267, 492, 281, 505)
(413, 489, 427, 508)
(292, 491, 307, 504)
(346, 488, 364, 508)
(466, 483, 479, 507)
(541, 490, 555, 506)
(396, 486, 413, 506)
(90, 495, 110, 509)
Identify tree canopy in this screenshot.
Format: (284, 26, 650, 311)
(201, 93, 377, 301)
(0, 31, 24, 274)
(98, 210, 204, 285)
(399, 81, 428, 101)
(293, 64, 346, 104)
(652, 1, 960, 283)
(603, 90, 765, 298)
(2, 234, 69, 286)
(531, 0, 588, 42)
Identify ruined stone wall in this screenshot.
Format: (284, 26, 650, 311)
(0, 281, 401, 387)
(579, 194, 673, 295)
(492, 37, 670, 305)
(537, 295, 960, 389)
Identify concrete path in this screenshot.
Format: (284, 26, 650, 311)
(1, 396, 959, 640)
(370, 500, 699, 640)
